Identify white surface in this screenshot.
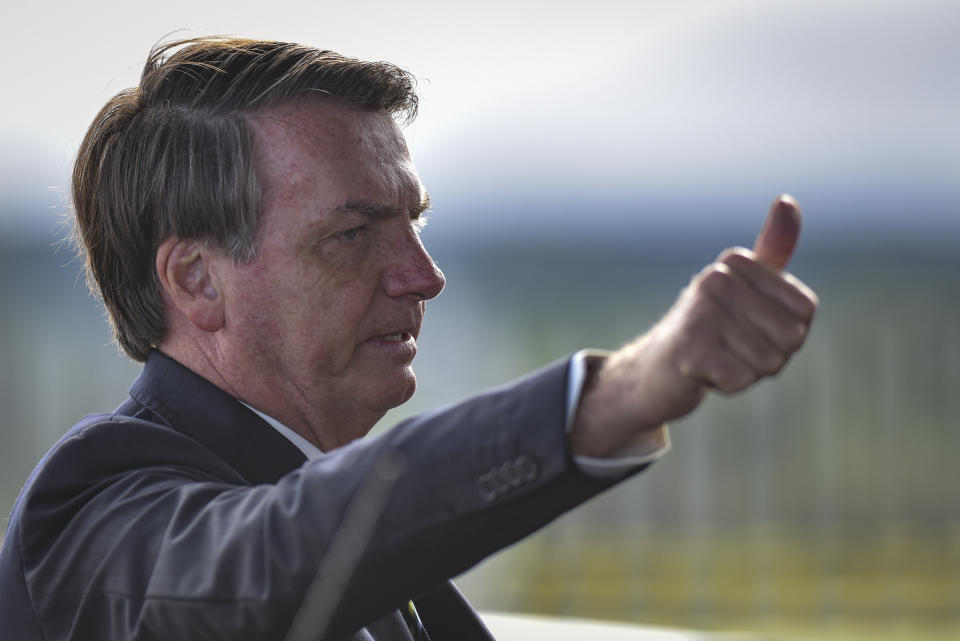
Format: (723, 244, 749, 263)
(481, 612, 744, 640)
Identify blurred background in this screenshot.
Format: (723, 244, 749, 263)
(1, 1, 957, 639)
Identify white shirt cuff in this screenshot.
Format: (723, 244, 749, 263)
(566, 349, 671, 478)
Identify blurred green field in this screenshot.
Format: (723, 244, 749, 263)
(461, 524, 960, 640)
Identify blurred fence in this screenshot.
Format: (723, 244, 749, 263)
(1, 236, 958, 640)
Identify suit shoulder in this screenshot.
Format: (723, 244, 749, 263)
(13, 412, 244, 540)
(42, 412, 232, 480)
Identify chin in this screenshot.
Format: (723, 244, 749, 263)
(392, 378, 417, 408)
(375, 370, 417, 411)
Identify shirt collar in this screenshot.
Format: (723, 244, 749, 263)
(240, 402, 325, 460)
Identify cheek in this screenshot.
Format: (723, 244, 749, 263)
(316, 288, 374, 340)
(282, 283, 372, 359)
(225, 252, 385, 364)
(221, 266, 296, 348)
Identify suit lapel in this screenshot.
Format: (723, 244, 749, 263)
(127, 350, 307, 484)
(417, 582, 496, 641)
(364, 609, 416, 641)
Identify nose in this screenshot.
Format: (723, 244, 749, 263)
(383, 231, 446, 301)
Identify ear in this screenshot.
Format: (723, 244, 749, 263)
(155, 237, 225, 333)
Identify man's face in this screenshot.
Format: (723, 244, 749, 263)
(213, 102, 445, 448)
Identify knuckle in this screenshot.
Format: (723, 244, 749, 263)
(719, 247, 754, 269)
(716, 247, 738, 264)
(733, 368, 758, 392)
(772, 321, 808, 352)
(784, 275, 819, 320)
(716, 377, 748, 395)
(766, 351, 786, 374)
(790, 322, 809, 348)
(708, 360, 743, 393)
(697, 264, 734, 296)
(801, 294, 819, 321)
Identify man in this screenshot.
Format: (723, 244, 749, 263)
(0, 37, 817, 640)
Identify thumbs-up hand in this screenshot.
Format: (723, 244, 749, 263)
(571, 195, 819, 459)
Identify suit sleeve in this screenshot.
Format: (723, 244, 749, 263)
(17, 359, 647, 641)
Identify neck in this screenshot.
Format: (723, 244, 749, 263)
(156, 338, 383, 451)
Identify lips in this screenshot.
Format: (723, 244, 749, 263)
(361, 330, 418, 362)
(361, 323, 420, 352)
(365, 327, 417, 342)
(363, 315, 421, 345)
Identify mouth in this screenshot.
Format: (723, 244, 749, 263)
(379, 332, 412, 342)
(362, 327, 419, 356)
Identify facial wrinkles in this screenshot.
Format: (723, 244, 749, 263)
(258, 106, 420, 223)
(351, 112, 421, 207)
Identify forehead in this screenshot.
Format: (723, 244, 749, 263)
(248, 101, 421, 206)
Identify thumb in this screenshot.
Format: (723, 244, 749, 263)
(753, 194, 803, 271)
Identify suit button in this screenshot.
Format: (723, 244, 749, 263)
(477, 470, 499, 501)
(476, 454, 540, 501)
(515, 454, 538, 482)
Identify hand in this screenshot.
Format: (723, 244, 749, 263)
(571, 195, 819, 458)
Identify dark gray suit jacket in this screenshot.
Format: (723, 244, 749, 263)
(0, 350, 635, 640)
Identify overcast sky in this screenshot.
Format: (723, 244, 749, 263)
(1, 0, 957, 242)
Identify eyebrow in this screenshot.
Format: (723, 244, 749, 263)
(335, 192, 432, 219)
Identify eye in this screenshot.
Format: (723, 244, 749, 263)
(412, 213, 429, 234)
(338, 226, 366, 242)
